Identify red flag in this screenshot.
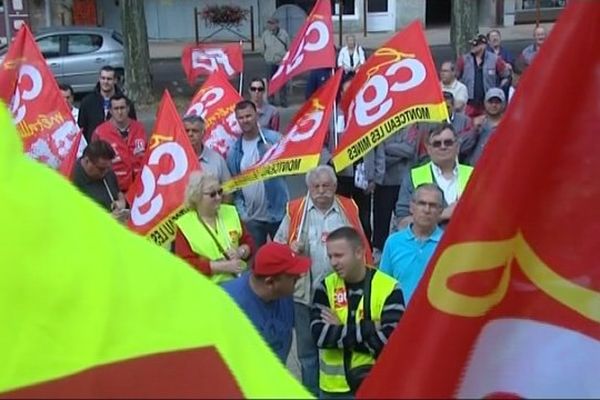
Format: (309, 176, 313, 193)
(359, 2, 600, 398)
(332, 21, 448, 172)
(268, 0, 335, 96)
(127, 91, 200, 247)
(185, 69, 243, 157)
(181, 43, 243, 86)
(0, 24, 80, 172)
(224, 69, 343, 192)
(57, 131, 87, 179)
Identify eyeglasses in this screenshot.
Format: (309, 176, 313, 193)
(249, 86, 265, 92)
(430, 139, 456, 148)
(203, 188, 224, 198)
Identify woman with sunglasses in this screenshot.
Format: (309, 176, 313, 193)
(174, 171, 254, 284)
(248, 77, 280, 132)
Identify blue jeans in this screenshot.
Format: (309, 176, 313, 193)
(294, 302, 319, 397)
(245, 219, 281, 249)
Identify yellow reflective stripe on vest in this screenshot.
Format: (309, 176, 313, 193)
(319, 271, 397, 393)
(411, 162, 473, 193)
(175, 205, 245, 283)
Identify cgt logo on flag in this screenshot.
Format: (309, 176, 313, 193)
(191, 48, 237, 76)
(128, 91, 199, 247)
(181, 43, 243, 86)
(333, 21, 448, 172)
(185, 69, 242, 157)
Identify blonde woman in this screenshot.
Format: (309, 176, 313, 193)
(174, 171, 254, 284)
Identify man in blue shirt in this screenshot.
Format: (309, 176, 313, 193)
(223, 242, 310, 363)
(379, 183, 444, 305)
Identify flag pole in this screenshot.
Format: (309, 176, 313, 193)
(296, 192, 310, 243)
(332, 68, 339, 149)
(258, 125, 268, 143)
(238, 40, 244, 94)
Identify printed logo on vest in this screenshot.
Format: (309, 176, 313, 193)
(229, 230, 239, 242)
(334, 287, 347, 308)
(134, 139, 145, 155)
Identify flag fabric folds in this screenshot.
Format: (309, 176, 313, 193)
(181, 43, 244, 86)
(358, 1, 600, 398)
(0, 101, 310, 399)
(185, 69, 243, 158)
(268, 0, 335, 96)
(332, 21, 448, 172)
(223, 69, 343, 193)
(0, 24, 81, 174)
(127, 91, 200, 247)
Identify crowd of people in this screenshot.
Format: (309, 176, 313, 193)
(64, 24, 544, 399)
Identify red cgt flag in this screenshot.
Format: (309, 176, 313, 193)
(128, 91, 200, 248)
(359, 2, 600, 398)
(184, 68, 243, 158)
(268, 0, 335, 96)
(181, 43, 243, 86)
(332, 21, 448, 172)
(224, 69, 343, 193)
(0, 24, 81, 173)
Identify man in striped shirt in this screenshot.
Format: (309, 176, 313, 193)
(310, 227, 405, 397)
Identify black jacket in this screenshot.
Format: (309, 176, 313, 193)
(78, 83, 137, 142)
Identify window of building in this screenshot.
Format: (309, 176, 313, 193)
(331, 0, 357, 16)
(67, 34, 103, 55)
(521, 0, 566, 9)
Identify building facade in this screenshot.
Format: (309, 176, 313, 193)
(1, 0, 566, 44)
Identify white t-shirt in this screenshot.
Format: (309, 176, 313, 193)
(240, 136, 269, 221)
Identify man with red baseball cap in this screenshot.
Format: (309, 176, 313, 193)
(223, 242, 311, 362)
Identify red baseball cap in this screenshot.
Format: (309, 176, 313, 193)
(253, 242, 311, 277)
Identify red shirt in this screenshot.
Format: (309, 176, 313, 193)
(92, 120, 147, 193)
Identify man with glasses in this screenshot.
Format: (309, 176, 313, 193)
(92, 93, 147, 193)
(395, 123, 474, 230)
(248, 78, 280, 131)
(380, 183, 444, 305)
(72, 139, 128, 221)
(273, 165, 372, 397)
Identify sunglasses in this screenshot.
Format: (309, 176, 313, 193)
(430, 139, 456, 148)
(203, 188, 224, 198)
(249, 86, 265, 92)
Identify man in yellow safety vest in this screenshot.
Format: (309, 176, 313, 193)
(310, 226, 405, 397)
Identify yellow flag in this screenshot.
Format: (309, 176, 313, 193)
(0, 102, 309, 398)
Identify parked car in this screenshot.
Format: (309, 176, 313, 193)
(0, 26, 124, 94)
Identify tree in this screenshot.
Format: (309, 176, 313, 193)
(450, 0, 479, 58)
(120, 0, 154, 105)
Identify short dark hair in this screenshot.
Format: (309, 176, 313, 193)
(182, 114, 205, 125)
(235, 99, 257, 113)
(84, 139, 116, 162)
(109, 93, 129, 107)
(100, 65, 115, 74)
(249, 77, 266, 88)
(326, 226, 363, 250)
(428, 122, 457, 142)
(58, 83, 74, 95)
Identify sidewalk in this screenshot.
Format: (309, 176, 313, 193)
(149, 22, 553, 60)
